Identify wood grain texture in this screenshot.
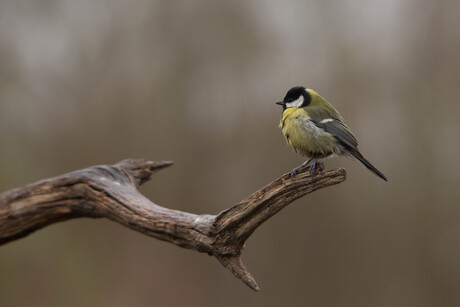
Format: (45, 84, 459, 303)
(0, 159, 346, 290)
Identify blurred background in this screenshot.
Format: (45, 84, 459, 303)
(1, 0, 459, 306)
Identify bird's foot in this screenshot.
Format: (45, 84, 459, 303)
(289, 159, 311, 178)
(290, 167, 300, 178)
(309, 160, 324, 177)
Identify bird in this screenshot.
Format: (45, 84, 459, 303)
(276, 86, 387, 181)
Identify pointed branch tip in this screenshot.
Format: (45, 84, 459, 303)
(216, 255, 260, 291)
(115, 159, 174, 186)
(148, 160, 174, 171)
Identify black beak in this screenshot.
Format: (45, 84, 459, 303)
(275, 101, 284, 106)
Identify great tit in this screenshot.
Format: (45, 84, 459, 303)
(276, 86, 387, 181)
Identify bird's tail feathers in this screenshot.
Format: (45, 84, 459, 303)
(348, 148, 388, 181)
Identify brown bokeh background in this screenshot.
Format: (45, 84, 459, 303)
(1, 1, 459, 306)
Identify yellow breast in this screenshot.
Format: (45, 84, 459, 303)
(279, 107, 301, 129)
(279, 107, 336, 157)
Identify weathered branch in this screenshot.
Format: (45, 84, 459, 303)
(0, 159, 346, 291)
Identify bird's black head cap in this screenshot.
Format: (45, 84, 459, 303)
(276, 86, 311, 109)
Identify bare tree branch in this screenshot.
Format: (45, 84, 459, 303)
(0, 159, 346, 291)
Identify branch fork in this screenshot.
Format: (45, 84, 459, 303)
(0, 159, 346, 291)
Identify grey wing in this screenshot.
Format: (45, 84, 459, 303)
(311, 118, 358, 148)
(311, 114, 388, 181)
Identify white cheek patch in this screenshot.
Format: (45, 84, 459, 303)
(320, 118, 334, 123)
(285, 95, 304, 108)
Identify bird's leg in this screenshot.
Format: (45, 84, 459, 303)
(290, 159, 311, 177)
(309, 159, 324, 177)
